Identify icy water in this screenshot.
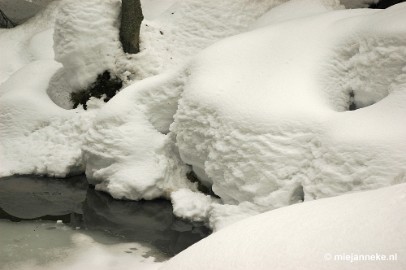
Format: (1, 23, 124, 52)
(0, 175, 210, 269)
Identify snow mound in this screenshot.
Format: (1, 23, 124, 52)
(252, 0, 343, 28)
(53, 0, 122, 91)
(161, 183, 406, 270)
(0, 1, 109, 177)
(83, 70, 198, 200)
(126, 0, 289, 79)
(170, 188, 218, 223)
(0, 59, 98, 177)
(82, 0, 406, 227)
(170, 2, 406, 228)
(2, 0, 406, 233)
(83, 0, 290, 200)
(0, 1, 60, 84)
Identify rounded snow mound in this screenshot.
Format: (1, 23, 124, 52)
(171, 3, 406, 223)
(161, 183, 406, 270)
(81, 0, 406, 229)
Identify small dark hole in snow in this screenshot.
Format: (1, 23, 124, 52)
(290, 184, 305, 204)
(186, 170, 219, 198)
(349, 90, 357, 111)
(160, 31, 164, 35)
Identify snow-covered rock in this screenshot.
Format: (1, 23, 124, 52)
(161, 183, 406, 270)
(170, 2, 406, 228)
(53, 0, 122, 97)
(83, 0, 289, 199)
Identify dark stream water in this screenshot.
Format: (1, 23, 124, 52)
(0, 175, 210, 257)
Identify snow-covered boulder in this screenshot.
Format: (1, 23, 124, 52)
(83, 0, 289, 200)
(170, 2, 406, 228)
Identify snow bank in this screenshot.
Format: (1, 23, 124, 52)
(53, 0, 122, 95)
(0, 59, 96, 177)
(2, 0, 406, 233)
(83, 70, 198, 200)
(170, 2, 406, 228)
(83, 0, 289, 199)
(171, 188, 218, 223)
(161, 183, 406, 270)
(80, 0, 406, 228)
(0, 1, 60, 84)
(0, 1, 113, 178)
(140, 0, 178, 20)
(0, 0, 102, 177)
(125, 0, 288, 79)
(252, 0, 343, 28)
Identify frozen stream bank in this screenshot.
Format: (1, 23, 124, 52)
(0, 175, 210, 269)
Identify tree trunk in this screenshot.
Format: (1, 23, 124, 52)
(120, 0, 143, 54)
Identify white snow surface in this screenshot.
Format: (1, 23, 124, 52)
(0, 60, 95, 177)
(171, 188, 219, 223)
(83, 0, 291, 199)
(140, 0, 178, 20)
(53, 0, 122, 95)
(252, 0, 344, 28)
(0, 0, 102, 177)
(169, 2, 406, 229)
(161, 183, 406, 270)
(1, 0, 406, 231)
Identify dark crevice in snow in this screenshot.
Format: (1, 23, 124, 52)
(369, 0, 406, 8)
(186, 170, 220, 198)
(349, 90, 357, 111)
(289, 184, 305, 204)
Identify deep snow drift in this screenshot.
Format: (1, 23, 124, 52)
(1, 0, 406, 231)
(161, 183, 406, 270)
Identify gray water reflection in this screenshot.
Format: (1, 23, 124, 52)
(0, 175, 210, 256)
